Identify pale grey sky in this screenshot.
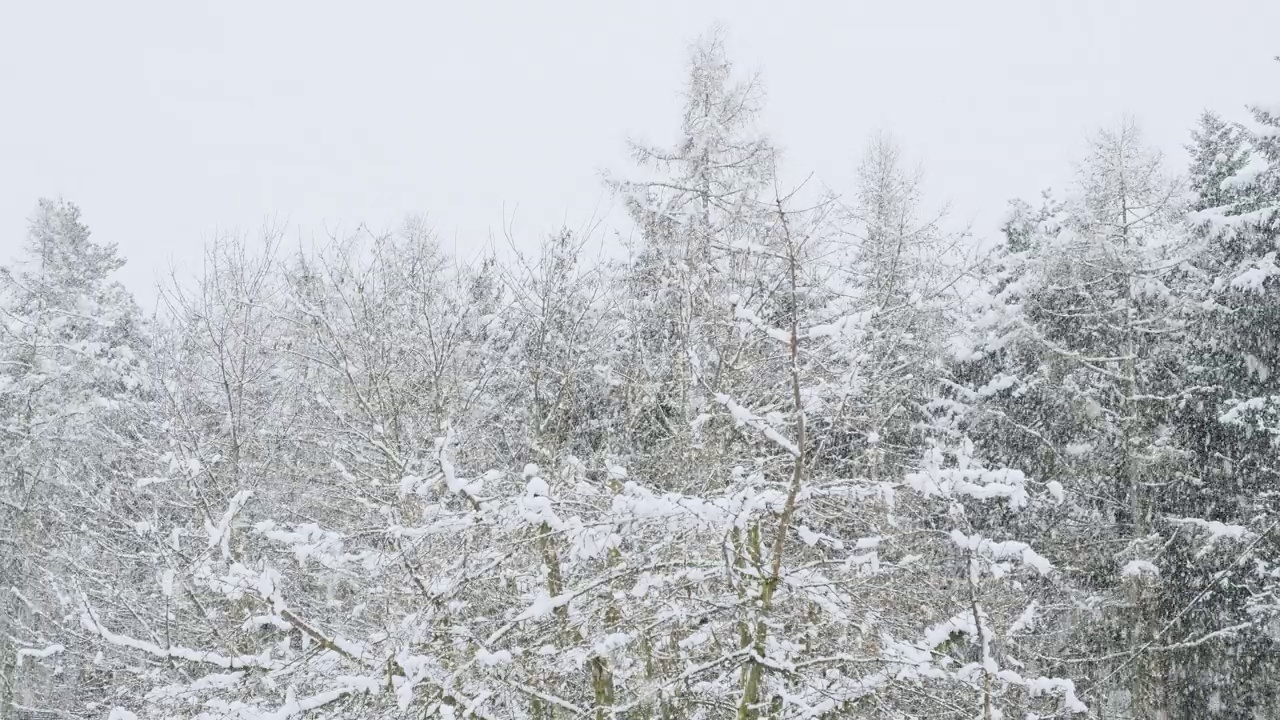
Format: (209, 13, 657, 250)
(2, 0, 1277, 306)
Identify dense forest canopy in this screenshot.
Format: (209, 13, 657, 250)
(2, 32, 1279, 720)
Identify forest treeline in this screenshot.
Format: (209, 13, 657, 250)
(2, 33, 1279, 720)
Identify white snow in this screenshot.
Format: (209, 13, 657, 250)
(907, 467, 1030, 509)
(1120, 559, 1160, 578)
(476, 648, 514, 666)
(241, 614, 294, 632)
(950, 530, 1053, 576)
(1230, 252, 1279, 293)
(1045, 480, 1065, 504)
(206, 490, 253, 560)
(15, 644, 64, 664)
(797, 525, 820, 546)
(1008, 602, 1038, 637)
(593, 632, 632, 655)
(516, 591, 570, 621)
(1171, 517, 1253, 546)
(1221, 152, 1270, 190)
(715, 393, 800, 456)
(526, 475, 550, 498)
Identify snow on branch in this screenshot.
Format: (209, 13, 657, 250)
(907, 467, 1030, 509)
(1170, 517, 1255, 558)
(258, 681, 381, 720)
(994, 671, 1089, 714)
(1219, 395, 1280, 436)
(80, 607, 278, 671)
(716, 393, 800, 456)
(732, 300, 792, 346)
(1230, 252, 1280, 293)
(1120, 559, 1161, 578)
(1221, 152, 1272, 191)
(15, 644, 64, 665)
(804, 310, 873, 340)
(950, 530, 1053, 576)
(206, 490, 253, 560)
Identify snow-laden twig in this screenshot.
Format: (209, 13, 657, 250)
(716, 393, 800, 456)
(80, 607, 278, 671)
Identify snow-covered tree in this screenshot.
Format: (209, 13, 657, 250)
(825, 134, 976, 484)
(494, 228, 622, 466)
(0, 200, 148, 718)
(949, 121, 1208, 716)
(609, 28, 781, 493)
(1170, 74, 1280, 718)
(10, 30, 1280, 720)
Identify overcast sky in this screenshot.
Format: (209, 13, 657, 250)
(2, 0, 1277, 307)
